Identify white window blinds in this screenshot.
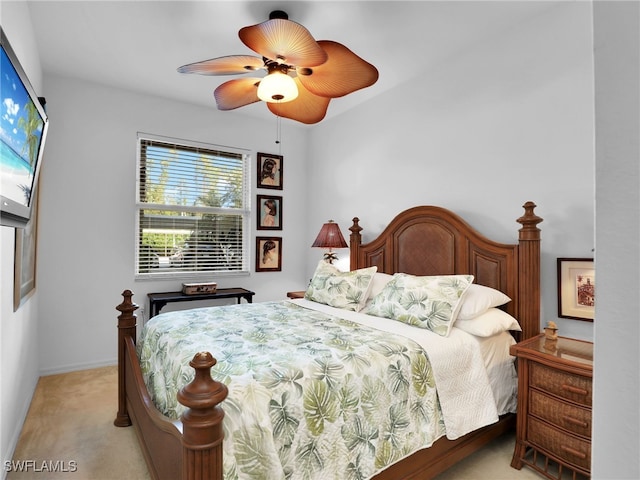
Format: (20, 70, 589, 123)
(135, 134, 250, 278)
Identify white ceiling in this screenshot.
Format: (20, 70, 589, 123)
(26, 1, 557, 124)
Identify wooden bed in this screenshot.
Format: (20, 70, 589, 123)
(114, 201, 542, 480)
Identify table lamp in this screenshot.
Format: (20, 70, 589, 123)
(311, 220, 348, 264)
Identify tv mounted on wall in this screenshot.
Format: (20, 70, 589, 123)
(1, 26, 49, 228)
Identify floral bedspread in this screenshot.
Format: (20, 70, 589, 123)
(138, 301, 447, 480)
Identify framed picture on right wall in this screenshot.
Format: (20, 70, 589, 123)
(557, 258, 595, 321)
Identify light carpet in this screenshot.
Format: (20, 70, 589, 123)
(7, 366, 542, 479)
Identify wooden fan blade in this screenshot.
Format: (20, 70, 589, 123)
(297, 40, 378, 98)
(177, 55, 264, 75)
(267, 78, 330, 124)
(214, 78, 261, 110)
(239, 19, 327, 67)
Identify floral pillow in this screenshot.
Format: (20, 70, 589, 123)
(364, 273, 474, 336)
(304, 261, 377, 312)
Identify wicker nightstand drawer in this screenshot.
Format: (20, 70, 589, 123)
(529, 389, 591, 438)
(530, 362, 592, 406)
(527, 416, 591, 471)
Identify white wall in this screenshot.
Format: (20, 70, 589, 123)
(34, 75, 312, 374)
(306, 2, 595, 341)
(0, 1, 44, 469)
(592, 1, 640, 478)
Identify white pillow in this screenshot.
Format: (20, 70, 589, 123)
(368, 272, 394, 299)
(304, 260, 377, 312)
(454, 308, 522, 337)
(456, 284, 511, 320)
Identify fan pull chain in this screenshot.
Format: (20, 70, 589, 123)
(275, 115, 283, 155)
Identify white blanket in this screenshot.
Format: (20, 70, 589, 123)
(289, 299, 500, 439)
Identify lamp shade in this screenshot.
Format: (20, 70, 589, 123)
(311, 220, 348, 249)
(257, 71, 298, 103)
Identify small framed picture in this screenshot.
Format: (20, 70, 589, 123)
(256, 237, 282, 272)
(257, 194, 282, 230)
(257, 152, 283, 190)
(14, 186, 39, 311)
(557, 258, 595, 321)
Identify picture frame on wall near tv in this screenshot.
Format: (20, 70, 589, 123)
(0, 26, 49, 228)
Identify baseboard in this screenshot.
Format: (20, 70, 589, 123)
(38, 358, 117, 376)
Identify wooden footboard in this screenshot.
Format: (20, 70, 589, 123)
(115, 290, 228, 480)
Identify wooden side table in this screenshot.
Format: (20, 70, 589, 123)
(510, 334, 593, 479)
(286, 291, 306, 299)
(148, 287, 255, 318)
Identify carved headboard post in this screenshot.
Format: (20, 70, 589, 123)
(516, 202, 543, 340)
(349, 217, 362, 270)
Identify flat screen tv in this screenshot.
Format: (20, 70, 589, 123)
(1, 26, 49, 228)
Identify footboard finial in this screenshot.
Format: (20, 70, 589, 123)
(178, 352, 229, 480)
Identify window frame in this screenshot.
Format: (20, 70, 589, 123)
(135, 132, 251, 280)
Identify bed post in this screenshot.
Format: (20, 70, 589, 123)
(516, 201, 543, 340)
(114, 289, 138, 427)
(349, 217, 362, 270)
(178, 352, 229, 480)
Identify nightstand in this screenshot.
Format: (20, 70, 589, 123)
(510, 334, 593, 479)
(286, 291, 306, 299)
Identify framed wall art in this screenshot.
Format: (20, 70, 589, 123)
(257, 152, 283, 190)
(13, 187, 39, 311)
(257, 194, 282, 230)
(256, 236, 282, 272)
(557, 258, 595, 321)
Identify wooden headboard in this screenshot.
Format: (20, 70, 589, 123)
(349, 202, 542, 340)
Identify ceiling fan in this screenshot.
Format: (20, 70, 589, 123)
(177, 10, 379, 124)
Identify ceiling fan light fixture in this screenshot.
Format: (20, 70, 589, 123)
(178, 10, 378, 123)
(257, 69, 298, 103)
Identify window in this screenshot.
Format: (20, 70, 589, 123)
(136, 133, 250, 279)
